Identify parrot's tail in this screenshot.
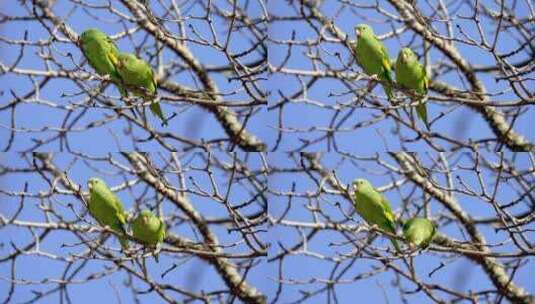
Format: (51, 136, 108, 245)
(384, 84, 394, 102)
(150, 102, 168, 126)
(116, 84, 128, 98)
(415, 101, 430, 130)
(111, 76, 139, 118)
(110, 72, 128, 98)
(382, 71, 394, 102)
(390, 238, 401, 253)
(117, 225, 129, 250)
(119, 236, 129, 250)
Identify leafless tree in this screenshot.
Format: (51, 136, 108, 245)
(268, 152, 534, 303)
(1, 0, 267, 151)
(268, 0, 534, 151)
(0, 152, 268, 303)
(1, 0, 535, 303)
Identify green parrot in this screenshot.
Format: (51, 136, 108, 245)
(132, 209, 166, 262)
(353, 24, 394, 102)
(395, 48, 430, 129)
(79, 29, 126, 97)
(114, 53, 168, 126)
(352, 178, 400, 252)
(87, 178, 128, 249)
(403, 217, 436, 249)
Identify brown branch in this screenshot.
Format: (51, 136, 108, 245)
(32, 0, 266, 151)
(386, 0, 533, 151)
(117, 0, 266, 151)
(123, 152, 266, 304)
(391, 152, 533, 304)
(299, 0, 533, 151)
(31, 152, 266, 303)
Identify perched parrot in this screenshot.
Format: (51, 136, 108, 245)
(115, 53, 167, 126)
(352, 178, 400, 252)
(395, 48, 430, 129)
(132, 210, 166, 262)
(87, 178, 128, 249)
(79, 29, 126, 97)
(403, 217, 436, 249)
(353, 24, 394, 102)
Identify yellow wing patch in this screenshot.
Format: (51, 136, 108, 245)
(117, 210, 126, 225)
(150, 68, 158, 91)
(382, 57, 391, 71)
(384, 209, 395, 223)
(380, 194, 396, 224)
(380, 44, 391, 71)
(108, 52, 118, 66)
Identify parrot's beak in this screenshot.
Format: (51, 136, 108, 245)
(355, 29, 360, 37)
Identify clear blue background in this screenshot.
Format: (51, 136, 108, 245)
(0, 153, 271, 303)
(268, 152, 535, 303)
(0, 1, 273, 151)
(267, 0, 534, 151)
(1, 0, 534, 303)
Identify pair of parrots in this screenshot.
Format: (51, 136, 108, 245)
(353, 24, 430, 130)
(87, 178, 166, 261)
(79, 29, 167, 126)
(352, 179, 436, 251)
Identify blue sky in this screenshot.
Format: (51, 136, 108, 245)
(267, 0, 534, 151)
(0, 1, 272, 151)
(0, 0, 534, 303)
(1, 1, 533, 151)
(0, 153, 271, 303)
(267, 152, 535, 303)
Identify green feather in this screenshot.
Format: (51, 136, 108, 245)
(87, 178, 128, 249)
(352, 179, 400, 252)
(395, 48, 430, 129)
(403, 217, 436, 248)
(79, 29, 126, 97)
(132, 210, 166, 262)
(353, 24, 394, 102)
(115, 53, 168, 126)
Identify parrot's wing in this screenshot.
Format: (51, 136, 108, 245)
(105, 36, 116, 49)
(417, 64, 430, 129)
(379, 194, 394, 216)
(109, 195, 126, 225)
(149, 67, 157, 91)
(422, 66, 428, 94)
(430, 221, 437, 239)
(146, 65, 168, 125)
(378, 42, 394, 101)
(158, 219, 166, 242)
(379, 194, 396, 229)
(378, 194, 400, 252)
(107, 53, 124, 84)
(145, 64, 158, 97)
(131, 218, 142, 239)
(379, 43, 392, 72)
(107, 51, 118, 68)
